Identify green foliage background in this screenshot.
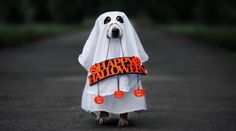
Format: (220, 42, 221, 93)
(0, 0, 236, 50)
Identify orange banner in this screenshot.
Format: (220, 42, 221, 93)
(88, 56, 147, 86)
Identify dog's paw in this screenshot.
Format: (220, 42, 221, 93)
(117, 118, 129, 127)
(96, 116, 109, 125)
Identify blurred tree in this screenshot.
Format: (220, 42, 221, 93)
(46, 0, 84, 23)
(0, 0, 235, 24)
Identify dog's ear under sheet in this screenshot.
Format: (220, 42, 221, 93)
(122, 16, 149, 63)
(78, 19, 100, 71)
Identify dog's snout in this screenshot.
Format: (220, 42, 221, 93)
(112, 28, 120, 38)
(112, 28, 119, 33)
(107, 24, 122, 39)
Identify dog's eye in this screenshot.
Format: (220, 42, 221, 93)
(116, 16, 124, 23)
(104, 16, 111, 24)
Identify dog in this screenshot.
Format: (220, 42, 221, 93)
(98, 15, 128, 127)
(79, 11, 149, 127)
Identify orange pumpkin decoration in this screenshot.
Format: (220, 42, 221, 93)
(90, 65, 98, 73)
(94, 95, 104, 104)
(132, 56, 141, 65)
(114, 90, 124, 98)
(134, 88, 145, 97)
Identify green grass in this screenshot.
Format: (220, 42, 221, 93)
(0, 24, 82, 47)
(157, 24, 236, 51)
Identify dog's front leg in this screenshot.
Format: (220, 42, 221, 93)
(97, 111, 109, 124)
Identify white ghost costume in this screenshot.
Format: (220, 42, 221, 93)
(78, 11, 149, 114)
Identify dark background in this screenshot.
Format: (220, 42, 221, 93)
(1, 0, 236, 24)
(1, 0, 236, 49)
(0, 0, 236, 130)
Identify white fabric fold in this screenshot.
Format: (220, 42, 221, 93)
(79, 11, 149, 96)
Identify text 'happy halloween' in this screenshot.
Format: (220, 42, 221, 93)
(88, 56, 147, 86)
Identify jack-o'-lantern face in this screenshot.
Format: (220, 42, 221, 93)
(134, 88, 145, 97)
(132, 56, 141, 66)
(94, 95, 104, 104)
(114, 90, 124, 98)
(90, 65, 98, 73)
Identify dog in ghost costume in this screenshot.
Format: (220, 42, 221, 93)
(78, 11, 149, 126)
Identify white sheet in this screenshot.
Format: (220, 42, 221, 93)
(79, 11, 149, 113)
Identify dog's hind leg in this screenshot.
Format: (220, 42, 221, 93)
(118, 113, 129, 127)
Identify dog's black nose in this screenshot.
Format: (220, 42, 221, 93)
(112, 28, 120, 38)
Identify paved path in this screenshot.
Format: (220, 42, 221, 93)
(0, 26, 236, 130)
